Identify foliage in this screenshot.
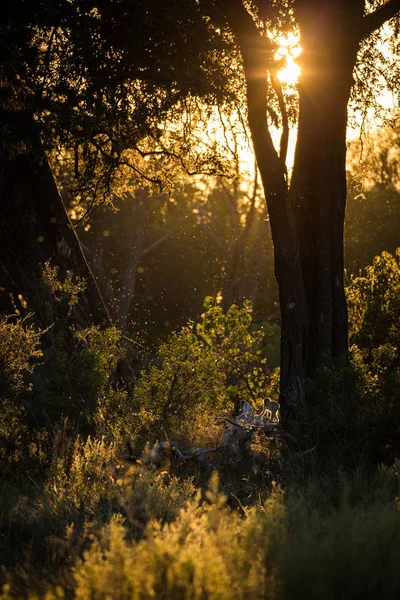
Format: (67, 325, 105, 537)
(303, 343, 400, 468)
(298, 253, 400, 465)
(42, 261, 86, 313)
(30, 325, 124, 430)
(345, 130, 400, 275)
(72, 492, 271, 600)
(0, 307, 126, 474)
(0, 314, 42, 397)
(0, 438, 195, 597)
(0, 315, 43, 468)
(130, 297, 276, 451)
(4, 246, 400, 596)
(4, 470, 400, 599)
(45, 433, 195, 522)
(347, 249, 400, 349)
(353, 344, 400, 463)
(1, 0, 240, 198)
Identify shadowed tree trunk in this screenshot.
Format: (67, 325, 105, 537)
(222, 0, 396, 427)
(79, 189, 180, 332)
(290, 7, 359, 381)
(0, 111, 110, 329)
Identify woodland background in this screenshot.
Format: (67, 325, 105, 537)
(3, 1, 400, 597)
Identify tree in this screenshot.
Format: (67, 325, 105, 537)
(217, 0, 400, 424)
(0, 0, 232, 328)
(78, 187, 186, 331)
(346, 128, 400, 274)
(194, 166, 274, 311)
(2, 0, 400, 426)
(0, 116, 110, 329)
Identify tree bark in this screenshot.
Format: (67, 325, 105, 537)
(0, 113, 110, 329)
(289, 4, 361, 380)
(222, 0, 367, 426)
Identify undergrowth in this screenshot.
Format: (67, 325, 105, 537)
(2, 252, 400, 597)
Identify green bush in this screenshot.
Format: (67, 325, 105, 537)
(0, 315, 43, 468)
(303, 251, 400, 465)
(0, 314, 42, 398)
(31, 325, 125, 429)
(66, 470, 400, 600)
(304, 343, 400, 466)
(0, 311, 127, 476)
(47, 435, 117, 515)
(354, 344, 400, 462)
(347, 249, 400, 349)
(130, 298, 274, 452)
(45, 434, 195, 523)
(73, 476, 274, 600)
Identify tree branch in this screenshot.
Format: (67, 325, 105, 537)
(271, 74, 289, 172)
(197, 206, 228, 252)
(361, 0, 400, 40)
(218, 0, 287, 192)
(141, 225, 181, 257)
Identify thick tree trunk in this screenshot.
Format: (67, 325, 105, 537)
(0, 114, 110, 329)
(277, 8, 362, 423)
(288, 5, 361, 380)
(224, 0, 365, 426)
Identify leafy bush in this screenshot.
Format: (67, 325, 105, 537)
(0, 310, 126, 475)
(353, 344, 400, 462)
(45, 434, 195, 523)
(0, 315, 43, 468)
(62, 470, 400, 600)
(347, 249, 400, 349)
(73, 476, 274, 600)
(130, 298, 274, 452)
(343, 251, 400, 461)
(304, 344, 400, 466)
(0, 314, 42, 398)
(31, 325, 125, 428)
(47, 436, 117, 515)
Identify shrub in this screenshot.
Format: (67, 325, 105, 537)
(73, 477, 275, 600)
(304, 343, 400, 466)
(47, 436, 117, 515)
(347, 249, 400, 349)
(354, 344, 400, 462)
(68, 470, 400, 600)
(130, 298, 273, 452)
(0, 315, 43, 468)
(0, 314, 42, 398)
(45, 434, 195, 524)
(31, 325, 125, 429)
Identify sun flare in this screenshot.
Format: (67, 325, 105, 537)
(277, 57, 301, 85)
(274, 32, 301, 85)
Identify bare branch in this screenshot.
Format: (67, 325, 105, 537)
(141, 225, 181, 257)
(215, 416, 247, 429)
(218, 0, 290, 229)
(217, 106, 238, 160)
(361, 0, 400, 40)
(197, 206, 228, 252)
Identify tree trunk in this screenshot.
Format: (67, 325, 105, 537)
(224, 0, 365, 426)
(288, 5, 361, 380)
(0, 113, 110, 329)
(240, 35, 310, 422)
(279, 5, 363, 423)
